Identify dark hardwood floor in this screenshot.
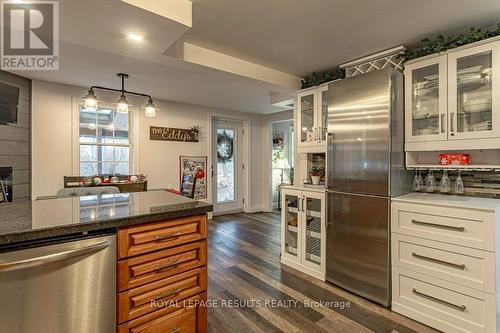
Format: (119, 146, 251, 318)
(207, 211, 440, 333)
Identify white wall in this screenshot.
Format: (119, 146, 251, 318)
(261, 110, 293, 211)
(31, 80, 265, 211)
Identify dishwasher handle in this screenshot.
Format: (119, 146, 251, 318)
(0, 241, 111, 272)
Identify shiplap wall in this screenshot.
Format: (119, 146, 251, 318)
(0, 71, 31, 201)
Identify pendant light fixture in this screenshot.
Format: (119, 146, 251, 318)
(143, 98, 158, 117)
(82, 89, 99, 110)
(82, 73, 158, 117)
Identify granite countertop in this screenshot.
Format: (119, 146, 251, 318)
(393, 192, 500, 211)
(0, 190, 213, 246)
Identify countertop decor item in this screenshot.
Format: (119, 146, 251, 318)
(405, 23, 500, 61)
(310, 166, 324, 185)
(439, 153, 471, 165)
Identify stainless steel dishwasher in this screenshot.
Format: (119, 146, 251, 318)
(0, 233, 116, 333)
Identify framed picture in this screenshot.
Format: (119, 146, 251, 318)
(179, 156, 208, 199)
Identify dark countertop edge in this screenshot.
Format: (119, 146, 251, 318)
(0, 205, 213, 247)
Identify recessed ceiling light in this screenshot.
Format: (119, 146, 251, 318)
(127, 33, 144, 42)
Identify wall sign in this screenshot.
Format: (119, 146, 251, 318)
(150, 126, 199, 142)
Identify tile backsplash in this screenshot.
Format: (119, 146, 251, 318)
(420, 170, 500, 198)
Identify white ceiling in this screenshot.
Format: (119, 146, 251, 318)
(7, 0, 500, 113)
(185, 0, 500, 76)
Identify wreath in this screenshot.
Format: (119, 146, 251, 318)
(217, 130, 234, 163)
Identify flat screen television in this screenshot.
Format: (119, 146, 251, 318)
(0, 82, 20, 124)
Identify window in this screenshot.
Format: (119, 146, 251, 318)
(79, 105, 131, 176)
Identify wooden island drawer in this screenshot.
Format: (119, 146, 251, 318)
(391, 202, 494, 250)
(118, 215, 207, 259)
(118, 292, 207, 333)
(118, 241, 207, 292)
(118, 267, 207, 324)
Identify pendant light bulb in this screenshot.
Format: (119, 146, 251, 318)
(82, 89, 99, 110)
(144, 98, 158, 117)
(115, 94, 130, 113)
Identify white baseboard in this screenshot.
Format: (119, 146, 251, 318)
(246, 204, 265, 213)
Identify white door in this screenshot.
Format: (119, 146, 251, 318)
(212, 119, 244, 214)
(448, 41, 500, 140)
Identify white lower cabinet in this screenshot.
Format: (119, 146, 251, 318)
(391, 199, 498, 333)
(281, 187, 325, 280)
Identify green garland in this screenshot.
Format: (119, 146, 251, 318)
(301, 23, 500, 89)
(405, 23, 500, 61)
(301, 68, 345, 89)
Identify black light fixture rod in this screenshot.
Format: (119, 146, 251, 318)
(89, 86, 153, 100)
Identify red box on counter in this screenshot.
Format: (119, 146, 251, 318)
(439, 154, 471, 165)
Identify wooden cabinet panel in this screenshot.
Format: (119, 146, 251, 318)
(118, 292, 207, 333)
(118, 215, 207, 259)
(118, 267, 207, 324)
(118, 241, 207, 292)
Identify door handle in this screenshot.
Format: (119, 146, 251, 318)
(411, 219, 464, 232)
(0, 241, 111, 272)
(155, 259, 181, 273)
(412, 288, 466, 312)
(154, 288, 183, 302)
(440, 114, 445, 133)
(302, 197, 305, 212)
(450, 112, 455, 133)
(155, 232, 182, 241)
(412, 252, 465, 270)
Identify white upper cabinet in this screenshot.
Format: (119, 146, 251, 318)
(405, 55, 448, 143)
(448, 42, 500, 140)
(296, 85, 328, 153)
(405, 39, 500, 150)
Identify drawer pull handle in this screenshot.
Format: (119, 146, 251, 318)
(412, 252, 466, 270)
(411, 219, 465, 232)
(155, 231, 182, 241)
(154, 288, 183, 302)
(155, 259, 180, 273)
(171, 328, 180, 333)
(412, 288, 466, 312)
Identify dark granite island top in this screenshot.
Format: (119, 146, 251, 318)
(0, 190, 213, 246)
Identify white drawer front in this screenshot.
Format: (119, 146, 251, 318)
(392, 234, 494, 293)
(391, 202, 494, 250)
(392, 267, 495, 333)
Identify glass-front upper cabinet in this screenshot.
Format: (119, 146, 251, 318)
(404, 55, 448, 143)
(298, 91, 315, 145)
(302, 192, 325, 271)
(448, 42, 500, 140)
(296, 86, 328, 151)
(281, 191, 301, 259)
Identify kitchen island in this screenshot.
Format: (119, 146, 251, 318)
(0, 190, 212, 333)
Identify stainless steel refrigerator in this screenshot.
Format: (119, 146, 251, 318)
(326, 68, 410, 307)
